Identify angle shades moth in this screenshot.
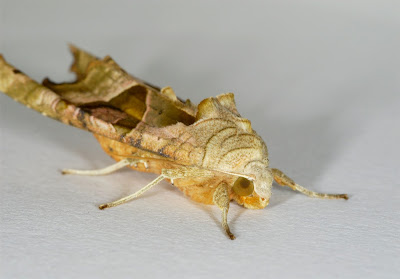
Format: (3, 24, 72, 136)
(0, 46, 348, 239)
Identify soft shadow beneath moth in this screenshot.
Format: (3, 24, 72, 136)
(0, 46, 348, 239)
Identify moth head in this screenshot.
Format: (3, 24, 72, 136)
(232, 161, 273, 209)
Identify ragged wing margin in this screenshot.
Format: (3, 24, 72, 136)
(0, 54, 133, 141)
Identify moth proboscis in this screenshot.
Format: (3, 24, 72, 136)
(0, 46, 348, 240)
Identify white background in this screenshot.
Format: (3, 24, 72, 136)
(1, 1, 399, 278)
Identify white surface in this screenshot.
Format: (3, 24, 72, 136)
(1, 1, 399, 278)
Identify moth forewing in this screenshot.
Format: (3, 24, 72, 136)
(0, 46, 348, 240)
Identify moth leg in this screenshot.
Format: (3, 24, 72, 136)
(213, 183, 236, 240)
(99, 166, 214, 209)
(271, 168, 348, 200)
(62, 158, 139, 176)
(99, 174, 165, 209)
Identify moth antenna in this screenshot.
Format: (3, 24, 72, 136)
(271, 168, 348, 200)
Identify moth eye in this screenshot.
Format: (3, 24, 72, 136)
(232, 177, 254, 196)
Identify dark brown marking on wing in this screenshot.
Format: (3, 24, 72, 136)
(77, 109, 87, 128)
(119, 134, 126, 142)
(156, 146, 171, 158)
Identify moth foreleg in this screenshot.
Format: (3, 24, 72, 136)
(99, 166, 214, 210)
(213, 183, 236, 240)
(99, 174, 165, 209)
(271, 168, 348, 200)
(61, 158, 142, 176)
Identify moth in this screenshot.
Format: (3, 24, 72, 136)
(0, 46, 348, 239)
